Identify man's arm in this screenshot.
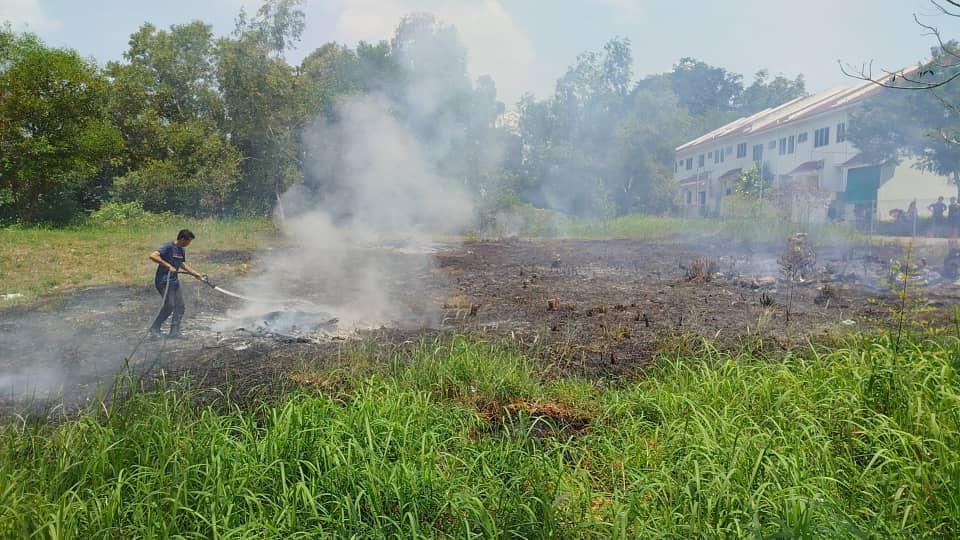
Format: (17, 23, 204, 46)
(149, 250, 176, 273)
(180, 262, 207, 280)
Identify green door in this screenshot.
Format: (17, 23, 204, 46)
(844, 166, 881, 205)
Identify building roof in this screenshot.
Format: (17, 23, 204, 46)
(786, 160, 825, 176)
(675, 65, 921, 154)
(840, 153, 874, 168)
(718, 168, 742, 182)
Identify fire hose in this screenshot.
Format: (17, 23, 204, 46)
(189, 274, 257, 302)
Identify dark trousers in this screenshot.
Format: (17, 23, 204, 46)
(151, 283, 185, 330)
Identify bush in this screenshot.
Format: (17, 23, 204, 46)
(88, 201, 165, 227)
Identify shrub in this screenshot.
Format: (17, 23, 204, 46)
(88, 201, 162, 227)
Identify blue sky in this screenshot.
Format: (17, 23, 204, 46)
(3, 0, 959, 105)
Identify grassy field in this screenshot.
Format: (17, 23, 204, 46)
(1, 335, 957, 538)
(0, 217, 275, 305)
(557, 214, 865, 244)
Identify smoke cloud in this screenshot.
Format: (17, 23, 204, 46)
(223, 15, 494, 335)
(327, 0, 535, 103)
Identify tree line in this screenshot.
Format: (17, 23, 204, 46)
(0, 0, 808, 226)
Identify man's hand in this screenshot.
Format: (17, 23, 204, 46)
(168, 265, 178, 273)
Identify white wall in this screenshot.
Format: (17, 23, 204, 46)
(877, 157, 956, 219)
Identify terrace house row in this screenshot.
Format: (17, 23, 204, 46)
(674, 75, 952, 223)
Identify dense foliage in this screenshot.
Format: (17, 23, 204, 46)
(1, 335, 957, 537)
(0, 2, 807, 225)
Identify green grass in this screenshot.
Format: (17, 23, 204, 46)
(1, 335, 958, 538)
(0, 216, 276, 305)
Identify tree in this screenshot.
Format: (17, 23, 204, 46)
(609, 76, 692, 213)
(740, 70, 806, 114)
(847, 46, 960, 197)
(217, 0, 306, 214)
(670, 57, 743, 117)
(106, 22, 239, 216)
(0, 30, 121, 224)
(250, 0, 305, 56)
(516, 38, 690, 217)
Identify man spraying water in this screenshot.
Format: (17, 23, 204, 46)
(148, 229, 207, 338)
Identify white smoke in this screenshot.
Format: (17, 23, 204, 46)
(326, 0, 535, 103)
(223, 15, 492, 335)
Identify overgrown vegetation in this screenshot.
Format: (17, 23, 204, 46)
(1, 335, 958, 538)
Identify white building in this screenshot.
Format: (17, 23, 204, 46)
(674, 76, 954, 223)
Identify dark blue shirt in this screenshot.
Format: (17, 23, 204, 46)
(155, 242, 186, 288)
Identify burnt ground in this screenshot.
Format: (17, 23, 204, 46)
(3, 238, 959, 417)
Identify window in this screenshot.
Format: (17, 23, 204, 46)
(736, 142, 747, 158)
(752, 144, 763, 162)
(725, 187, 732, 196)
(788, 135, 795, 154)
(814, 127, 830, 148)
(708, 151, 713, 159)
(686, 191, 692, 205)
(778, 137, 787, 155)
(698, 154, 705, 168)
(768, 140, 777, 150)
(798, 132, 808, 143)
(686, 158, 693, 170)
(836, 122, 846, 143)
(720, 149, 725, 163)
(698, 191, 706, 206)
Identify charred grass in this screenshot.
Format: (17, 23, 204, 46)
(2, 334, 959, 538)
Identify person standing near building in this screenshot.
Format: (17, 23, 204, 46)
(929, 196, 947, 236)
(148, 229, 207, 338)
(950, 197, 960, 237)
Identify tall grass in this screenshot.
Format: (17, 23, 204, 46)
(1, 335, 958, 538)
(557, 214, 864, 245)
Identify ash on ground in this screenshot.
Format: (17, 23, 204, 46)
(222, 309, 340, 343)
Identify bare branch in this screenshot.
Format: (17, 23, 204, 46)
(932, 0, 960, 15)
(841, 1, 960, 90)
(839, 59, 960, 90)
(913, 12, 960, 63)
(934, 91, 960, 115)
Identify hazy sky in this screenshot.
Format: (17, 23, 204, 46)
(3, 0, 959, 106)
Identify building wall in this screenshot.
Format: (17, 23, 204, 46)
(675, 108, 858, 216)
(876, 157, 956, 220)
(675, 106, 955, 221)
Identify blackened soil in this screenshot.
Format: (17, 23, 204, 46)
(3, 238, 959, 418)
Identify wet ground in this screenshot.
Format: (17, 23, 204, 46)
(3, 238, 959, 417)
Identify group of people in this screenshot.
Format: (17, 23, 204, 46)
(889, 196, 960, 237)
(926, 196, 960, 237)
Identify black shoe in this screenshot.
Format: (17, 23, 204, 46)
(168, 326, 186, 339)
(149, 326, 163, 339)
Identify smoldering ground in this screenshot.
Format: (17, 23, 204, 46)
(0, 287, 159, 405)
(218, 15, 503, 335)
